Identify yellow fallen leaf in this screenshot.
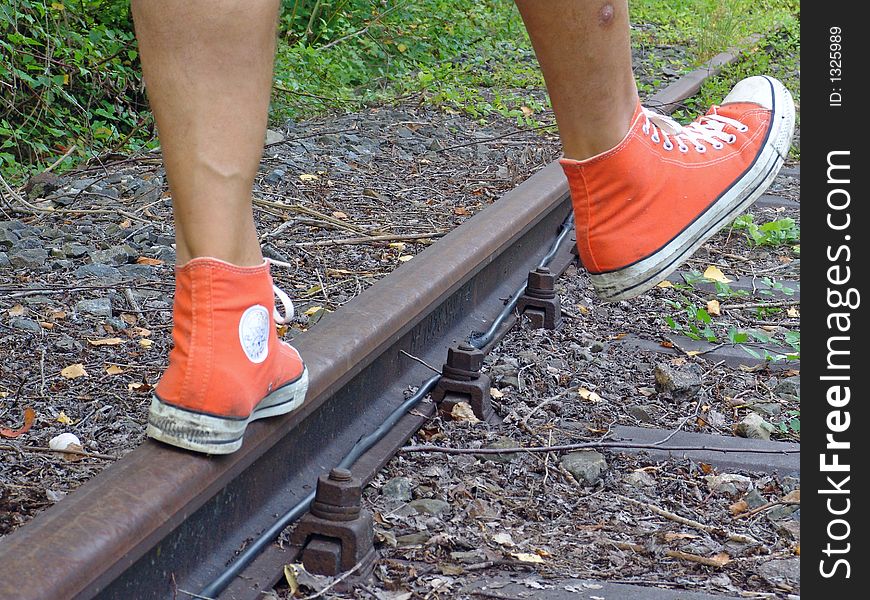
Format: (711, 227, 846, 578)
(702, 265, 732, 283)
(656, 280, 674, 288)
(389, 242, 406, 251)
(56, 411, 74, 425)
(578, 388, 602, 403)
(139, 339, 153, 348)
(520, 106, 534, 117)
(787, 307, 800, 318)
(331, 211, 348, 219)
(511, 552, 545, 564)
(105, 364, 124, 375)
(7, 304, 25, 317)
(449, 401, 480, 423)
(60, 363, 88, 379)
(396, 42, 408, 53)
(283, 564, 300, 596)
(398, 255, 413, 262)
(136, 256, 164, 266)
(298, 173, 319, 182)
(303, 306, 323, 317)
(706, 299, 721, 316)
(490, 387, 504, 399)
(88, 337, 124, 346)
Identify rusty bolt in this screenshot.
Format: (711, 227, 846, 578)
(310, 468, 362, 520)
(525, 267, 556, 300)
(441, 343, 484, 381)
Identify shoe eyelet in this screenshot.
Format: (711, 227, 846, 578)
(651, 132, 660, 143)
(642, 123, 651, 135)
(712, 141, 724, 150)
(678, 144, 689, 153)
(694, 144, 707, 153)
(727, 134, 737, 144)
(738, 125, 749, 132)
(662, 140, 674, 151)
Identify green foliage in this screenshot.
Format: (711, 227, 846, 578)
(0, 0, 150, 182)
(731, 214, 800, 247)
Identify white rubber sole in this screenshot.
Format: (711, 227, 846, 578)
(146, 368, 309, 455)
(591, 76, 796, 302)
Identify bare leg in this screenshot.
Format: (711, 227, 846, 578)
(131, 0, 279, 266)
(514, 0, 638, 160)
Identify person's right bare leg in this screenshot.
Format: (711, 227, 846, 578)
(514, 0, 638, 160)
(514, 1, 795, 302)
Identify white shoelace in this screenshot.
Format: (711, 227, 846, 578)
(265, 258, 295, 324)
(641, 106, 748, 153)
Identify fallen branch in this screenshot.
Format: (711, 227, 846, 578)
(289, 232, 444, 248)
(607, 539, 731, 568)
(615, 494, 758, 545)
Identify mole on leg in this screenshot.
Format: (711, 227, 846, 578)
(599, 3, 614, 26)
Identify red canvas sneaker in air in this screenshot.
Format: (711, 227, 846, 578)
(560, 75, 795, 301)
(147, 258, 308, 454)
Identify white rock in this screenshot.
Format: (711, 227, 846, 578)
(49, 432, 82, 451)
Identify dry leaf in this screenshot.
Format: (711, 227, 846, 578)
(709, 552, 731, 567)
(449, 402, 480, 423)
(303, 305, 323, 317)
(656, 280, 674, 288)
(136, 256, 164, 266)
(490, 387, 504, 399)
(520, 106, 534, 117)
(453, 206, 470, 216)
(56, 411, 74, 425)
(782, 489, 800, 503)
(283, 564, 300, 596)
(706, 299, 721, 316)
(105, 364, 125, 375)
(398, 255, 413, 262)
(88, 337, 124, 346)
(1, 407, 36, 438)
(702, 265, 732, 283)
(128, 382, 152, 393)
(60, 363, 88, 379)
(7, 304, 25, 317)
(787, 307, 800, 318)
(511, 552, 545, 564)
(578, 388, 602, 403)
(389, 242, 406, 251)
(729, 499, 749, 515)
(331, 210, 348, 219)
(299, 173, 319, 182)
(138, 339, 153, 348)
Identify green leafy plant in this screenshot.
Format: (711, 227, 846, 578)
(0, 0, 151, 182)
(731, 214, 800, 247)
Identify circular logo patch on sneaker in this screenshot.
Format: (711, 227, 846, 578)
(239, 305, 270, 364)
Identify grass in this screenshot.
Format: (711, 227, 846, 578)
(2, 0, 800, 183)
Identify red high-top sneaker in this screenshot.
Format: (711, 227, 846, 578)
(560, 75, 795, 301)
(147, 258, 308, 454)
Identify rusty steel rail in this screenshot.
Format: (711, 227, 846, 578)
(0, 44, 759, 600)
(0, 160, 573, 600)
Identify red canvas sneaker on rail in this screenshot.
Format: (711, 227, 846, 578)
(560, 75, 795, 301)
(147, 258, 308, 454)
